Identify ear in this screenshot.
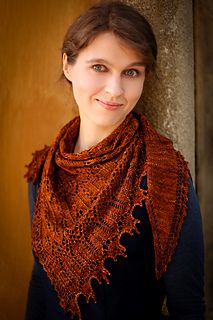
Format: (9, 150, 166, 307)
(62, 53, 72, 82)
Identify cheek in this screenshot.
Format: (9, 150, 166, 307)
(73, 67, 103, 87)
(126, 80, 144, 102)
(72, 75, 103, 96)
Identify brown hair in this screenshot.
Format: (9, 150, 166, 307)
(62, 1, 157, 73)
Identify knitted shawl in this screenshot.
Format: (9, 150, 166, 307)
(25, 112, 189, 319)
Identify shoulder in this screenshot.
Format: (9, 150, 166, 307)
(25, 145, 50, 184)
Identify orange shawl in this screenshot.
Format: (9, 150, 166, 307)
(25, 112, 189, 319)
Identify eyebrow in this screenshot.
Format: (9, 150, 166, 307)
(86, 58, 145, 68)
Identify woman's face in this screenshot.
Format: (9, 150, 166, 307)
(63, 32, 146, 130)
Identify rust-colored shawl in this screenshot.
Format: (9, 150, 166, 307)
(25, 112, 189, 319)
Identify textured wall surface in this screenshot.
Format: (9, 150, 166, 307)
(125, 0, 195, 176)
(194, 1, 213, 319)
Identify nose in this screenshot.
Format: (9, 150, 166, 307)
(104, 74, 124, 97)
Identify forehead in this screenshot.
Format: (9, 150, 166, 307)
(77, 32, 144, 65)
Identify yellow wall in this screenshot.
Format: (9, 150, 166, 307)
(0, 1, 94, 319)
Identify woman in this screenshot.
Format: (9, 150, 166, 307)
(25, 1, 205, 319)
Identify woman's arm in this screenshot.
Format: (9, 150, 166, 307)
(28, 180, 39, 225)
(24, 262, 46, 320)
(163, 177, 205, 319)
(25, 181, 46, 320)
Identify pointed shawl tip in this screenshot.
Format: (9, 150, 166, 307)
(24, 145, 50, 184)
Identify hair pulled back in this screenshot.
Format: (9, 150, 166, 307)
(62, 1, 157, 73)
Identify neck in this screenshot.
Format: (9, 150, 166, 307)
(74, 119, 118, 153)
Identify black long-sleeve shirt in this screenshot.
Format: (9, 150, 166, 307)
(25, 177, 205, 320)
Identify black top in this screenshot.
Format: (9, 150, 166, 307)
(25, 177, 205, 320)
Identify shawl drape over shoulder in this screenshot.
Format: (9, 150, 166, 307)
(25, 112, 189, 320)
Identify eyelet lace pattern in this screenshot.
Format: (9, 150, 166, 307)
(25, 112, 189, 319)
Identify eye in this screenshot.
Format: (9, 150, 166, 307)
(92, 64, 107, 72)
(124, 69, 139, 77)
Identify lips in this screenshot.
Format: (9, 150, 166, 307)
(96, 99, 123, 110)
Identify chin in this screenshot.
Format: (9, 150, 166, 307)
(92, 113, 127, 129)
